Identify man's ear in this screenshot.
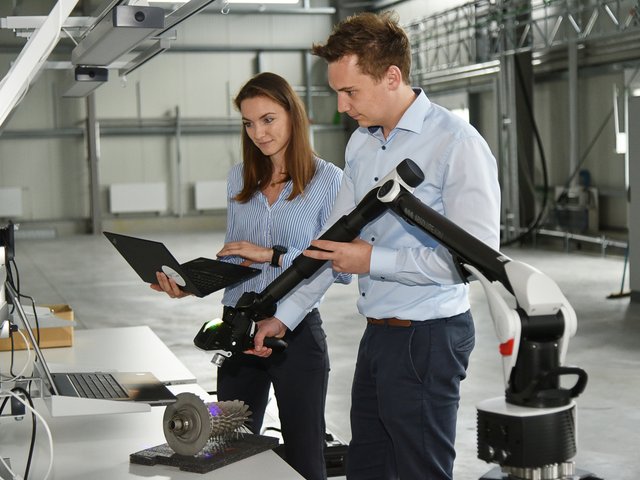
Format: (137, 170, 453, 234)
(386, 65, 403, 90)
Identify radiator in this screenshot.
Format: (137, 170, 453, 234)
(109, 182, 167, 214)
(194, 181, 228, 210)
(0, 187, 23, 217)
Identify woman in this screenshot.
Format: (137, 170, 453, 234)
(153, 72, 348, 480)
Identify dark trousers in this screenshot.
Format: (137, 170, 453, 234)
(217, 309, 329, 480)
(347, 311, 475, 480)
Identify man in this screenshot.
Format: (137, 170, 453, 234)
(249, 11, 501, 480)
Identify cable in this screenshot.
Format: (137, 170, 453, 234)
(501, 53, 550, 247)
(500, 60, 640, 247)
(6, 258, 41, 346)
(9, 330, 17, 378)
(0, 389, 53, 480)
(6, 259, 18, 377)
(11, 387, 36, 480)
(0, 328, 32, 382)
(544, 64, 640, 231)
(9, 257, 20, 296)
(0, 396, 9, 414)
(17, 293, 40, 347)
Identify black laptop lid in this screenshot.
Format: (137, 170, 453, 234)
(104, 231, 261, 297)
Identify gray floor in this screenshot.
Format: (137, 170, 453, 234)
(7, 230, 640, 479)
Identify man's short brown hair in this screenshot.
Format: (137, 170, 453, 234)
(311, 11, 411, 84)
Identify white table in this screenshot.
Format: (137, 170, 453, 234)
(0, 385, 302, 479)
(0, 326, 302, 479)
(39, 325, 198, 385)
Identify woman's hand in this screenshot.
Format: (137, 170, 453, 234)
(150, 272, 192, 298)
(217, 241, 272, 266)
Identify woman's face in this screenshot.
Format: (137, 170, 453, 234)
(240, 95, 292, 163)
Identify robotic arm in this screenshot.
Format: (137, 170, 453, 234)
(369, 171, 591, 478)
(195, 158, 585, 405)
(386, 186, 587, 409)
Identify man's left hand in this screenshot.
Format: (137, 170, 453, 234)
(303, 238, 372, 274)
(244, 317, 287, 358)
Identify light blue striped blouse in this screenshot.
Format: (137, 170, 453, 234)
(221, 156, 350, 307)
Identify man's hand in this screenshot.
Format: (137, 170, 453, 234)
(151, 272, 192, 298)
(303, 238, 372, 274)
(245, 317, 287, 358)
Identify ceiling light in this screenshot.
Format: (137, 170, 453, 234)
(61, 66, 108, 98)
(71, 5, 165, 67)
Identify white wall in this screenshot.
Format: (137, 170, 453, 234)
(0, 8, 340, 224)
(0, 1, 632, 233)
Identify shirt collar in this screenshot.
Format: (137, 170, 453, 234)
(366, 88, 430, 136)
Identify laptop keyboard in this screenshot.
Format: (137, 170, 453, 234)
(68, 372, 128, 399)
(184, 267, 231, 293)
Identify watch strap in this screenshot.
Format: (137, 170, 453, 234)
(271, 245, 287, 267)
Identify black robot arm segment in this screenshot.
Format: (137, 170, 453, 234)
(388, 189, 513, 293)
(249, 186, 389, 310)
(194, 159, 425, 366)
(253, 157, 425, 309)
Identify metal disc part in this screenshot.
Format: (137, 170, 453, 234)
(163, 392, 211, 456)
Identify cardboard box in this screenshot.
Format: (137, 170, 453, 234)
(0, 304, 74, 351)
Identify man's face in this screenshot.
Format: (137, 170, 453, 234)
(328, 54, 389, 129)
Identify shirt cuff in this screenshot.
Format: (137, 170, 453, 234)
(275, 300, 308, 331)
(281, 248, 301, 270)
(369, 246, 397, 279)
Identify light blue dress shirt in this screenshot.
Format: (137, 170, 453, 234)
(221, 156, 349, 307)
(276, 89, 501, 330)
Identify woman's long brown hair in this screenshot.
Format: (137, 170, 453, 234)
(233, 72, 316, 203)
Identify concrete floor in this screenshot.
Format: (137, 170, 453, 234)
(7, 230, 639, 479)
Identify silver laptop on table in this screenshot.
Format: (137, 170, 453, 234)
(6, 282, 176, 416)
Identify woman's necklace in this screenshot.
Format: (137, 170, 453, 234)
(264, 172, 287, 205)
(270, 171, 288, 187)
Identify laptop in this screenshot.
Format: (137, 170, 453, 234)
(103, 231, 261, 298)
(5, 282, 176, 409)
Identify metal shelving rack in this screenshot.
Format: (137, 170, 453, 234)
(406, 0, 640, 82)
(404, 0, 640, 247)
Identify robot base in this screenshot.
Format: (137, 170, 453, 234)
(477, 397, 577, 467)
(480, 465, 603, 480)
(476, 398, 603, 480)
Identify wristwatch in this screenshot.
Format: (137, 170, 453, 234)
(271, 245, 288, 267)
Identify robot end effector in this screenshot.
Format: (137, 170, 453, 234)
(194, 292, 288, 367)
